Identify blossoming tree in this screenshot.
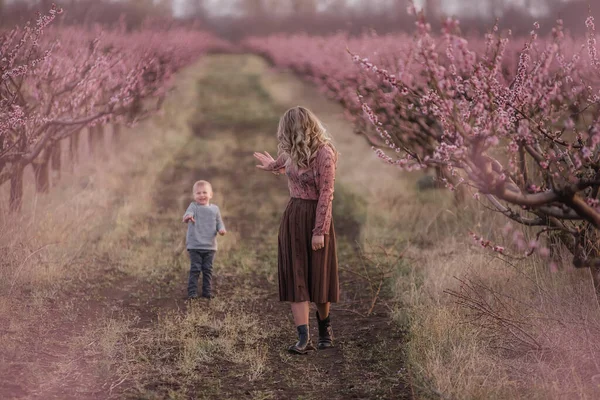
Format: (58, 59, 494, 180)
(0, 5, 229, 211)
(245, 8, 600, 288)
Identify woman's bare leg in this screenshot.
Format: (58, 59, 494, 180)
(291, 301, 309, 326)
(288, 301, 314, 354)
(316, 302, 330, 319)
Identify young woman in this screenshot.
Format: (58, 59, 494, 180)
(254, 106, 339, 354)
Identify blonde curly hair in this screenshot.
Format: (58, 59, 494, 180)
(276, 106, 336, 169)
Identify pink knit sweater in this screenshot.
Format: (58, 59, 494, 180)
(266, 145, 336, 236)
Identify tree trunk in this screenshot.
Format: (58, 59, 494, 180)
(88, 125, 97, 157)
(50, 141, 62, 183)
(89, 125, 105, 159)
(69, 129, 81, 168)
(577, 228, 600, 302)
(33, 161, 50, 193)
(10, 164, 24, 212)
(33, 149, 51, 194)
(590, 267, 600, 301)
(112, 123, 122, 151)
(156, 94, 166, 111)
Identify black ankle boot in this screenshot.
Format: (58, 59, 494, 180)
(288, 324, 315, 354)
(316, 312, 334, 350)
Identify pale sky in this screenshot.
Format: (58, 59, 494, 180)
(3, 0, 555, 17)
(172, 0, 551, 18)
(0, 0, 541, 18)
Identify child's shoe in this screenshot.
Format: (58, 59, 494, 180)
(186, 294, 199, 302)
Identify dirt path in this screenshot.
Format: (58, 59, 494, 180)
(119, 54, 410, 399)
(3, 54, 411, 400)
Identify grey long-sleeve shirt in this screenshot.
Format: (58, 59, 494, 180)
(183, 202, 226, 250)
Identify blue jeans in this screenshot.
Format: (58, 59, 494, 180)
(188, 250, 216, 297)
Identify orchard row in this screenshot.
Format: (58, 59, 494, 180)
(0, 5, 230, 211)
(244, 11, 600, 274)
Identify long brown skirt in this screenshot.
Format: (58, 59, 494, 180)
(278, 197, 339, 303)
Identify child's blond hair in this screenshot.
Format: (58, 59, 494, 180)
(193, 180, 212, 193)
(277, 106, 336, 169)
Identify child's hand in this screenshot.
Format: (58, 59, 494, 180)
(183, 215, 195, 224)
(218, 229, 226, 236)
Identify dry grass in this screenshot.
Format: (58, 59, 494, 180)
(373, 178, 600, 398)
(297, 82, 600, 397)
(0, 59, 204, 298)
(90, 127, 285, 395)
(82, 292, 274, 398)
(0, 60, 209, 396)
(8, 51, 599, 400)
(259, 59, 600, 399)
(77, 56, 290, 399)
(113, 297, 274, 397)
(96, 55, 409, 399)
(2, 54, 408, 399)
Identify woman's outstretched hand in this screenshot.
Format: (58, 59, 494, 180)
(255, 151, 285, 175)
(254, 151, 275, 170)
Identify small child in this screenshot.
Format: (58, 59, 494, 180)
(182, 180, 226, 300)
